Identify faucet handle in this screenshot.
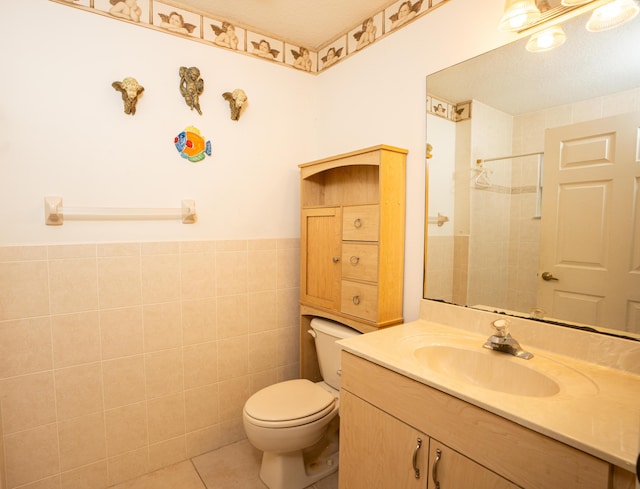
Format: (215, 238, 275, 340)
(491, 319, 510, 337)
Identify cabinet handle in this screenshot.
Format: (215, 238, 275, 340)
(432, 448, 442, 489)
(352, 295, 360, 305)
(353, 218, 362, 228)
(349, 255, 360, 265)
(332, 256, 340, 263)
(412, 438, 422, 479)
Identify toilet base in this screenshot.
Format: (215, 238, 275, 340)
(259, 448, 338, 489)
(259, 419, 340, 489)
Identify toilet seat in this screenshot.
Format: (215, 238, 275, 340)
(244, 379, 336, 429)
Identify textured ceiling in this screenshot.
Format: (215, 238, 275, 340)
(170, 0, 398, 49)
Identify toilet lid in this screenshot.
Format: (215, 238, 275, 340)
(244, 379, 336, 428)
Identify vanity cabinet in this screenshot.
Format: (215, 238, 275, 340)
(339, 352, 616, 489)
(340, 389, 518, 489)
(299, 144, 406, 328)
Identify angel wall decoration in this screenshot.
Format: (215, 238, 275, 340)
(179, 66, 204, 115)
(222, 89, 248, 121)
(158, 11, 196, 34)
(389, 1, 423, 30)
(112, 77, 144, 115)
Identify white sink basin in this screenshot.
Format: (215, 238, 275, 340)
(402, 335, 599, 398)
(415, 345, 559, 397)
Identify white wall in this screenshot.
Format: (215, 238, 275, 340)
(0, 0, 516, 321)
(0, 1, 316, 245)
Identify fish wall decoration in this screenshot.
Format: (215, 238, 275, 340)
(174, 125, 211, 162)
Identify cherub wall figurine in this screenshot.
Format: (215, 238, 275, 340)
(179, 66, 204, 115)
(112, 77, 144, 115)
(222, 89, 248, 121)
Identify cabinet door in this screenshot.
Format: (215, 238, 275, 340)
(300, 207, 342, 310)
(339, 390, 428, 489)
(428, 441, 520, 489)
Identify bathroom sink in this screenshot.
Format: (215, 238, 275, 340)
(414, 344, 560, 397)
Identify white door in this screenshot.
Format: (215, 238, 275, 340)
(538, 111, 640, 333)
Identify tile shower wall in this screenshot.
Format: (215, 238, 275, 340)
(0, 239, 300, 489)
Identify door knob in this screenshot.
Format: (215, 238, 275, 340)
(541, 272, 558, 281)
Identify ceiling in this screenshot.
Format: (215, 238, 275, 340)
(173, 0, 398, 49)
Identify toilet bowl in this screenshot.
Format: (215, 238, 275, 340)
(242, 318, 360, 489)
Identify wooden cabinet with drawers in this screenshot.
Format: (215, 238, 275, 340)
(298, 145, 406, 380)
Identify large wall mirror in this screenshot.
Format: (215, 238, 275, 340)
(424, 9, 640, 340)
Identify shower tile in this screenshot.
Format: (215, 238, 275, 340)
(181, 240, 215, 254)
(0, 261, 49, 321)
(57, 412, 106, 471)
(216, 240, 247, 252)
(51, 312, 100, 368)
(141, 242, 179, 255)
(0, 316, 53, 378)
(98, 255, 142, 309)
(48, 258, 99, 315)
(143, 302, 182, 352)
(217, 376, 250, 422)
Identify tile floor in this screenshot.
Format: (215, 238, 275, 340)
(107, 439, 339, 489)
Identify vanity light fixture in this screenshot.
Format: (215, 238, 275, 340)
(585, 0, 639, 30)
(525, 24, 567, 51)
(498, 0, 542, 31)
(561, 0, 592, 5)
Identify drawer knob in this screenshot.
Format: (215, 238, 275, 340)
(332, 256, 340, 263)
(352, 295, 360, 305)
(353, 218, 362, 228)
(350, 256, 360, 265)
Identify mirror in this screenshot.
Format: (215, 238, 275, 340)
(424, 9, 640, 340)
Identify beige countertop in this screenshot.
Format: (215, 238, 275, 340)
(339, 319, 640, 472)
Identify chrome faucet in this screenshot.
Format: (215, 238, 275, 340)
(483, 319, 533, 360)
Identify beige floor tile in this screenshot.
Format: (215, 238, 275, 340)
(107, 460, 205, 489)
(192, 440, 266, 489)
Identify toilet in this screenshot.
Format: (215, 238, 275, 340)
(242, 317, 361, 489)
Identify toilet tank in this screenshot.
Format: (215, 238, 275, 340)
(309, 318, 361, 390)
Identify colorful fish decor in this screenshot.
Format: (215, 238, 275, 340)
(174, 126, 211, 162)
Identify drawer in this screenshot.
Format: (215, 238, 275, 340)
(342, 243, 378, 282)
(342, 205, 379, 241)
(341, 281, 378, 321)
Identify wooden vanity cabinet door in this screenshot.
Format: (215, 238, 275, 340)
(428, 441, 521, 489)
(339, 390, 428, 489)
(300, 207, 342, 310)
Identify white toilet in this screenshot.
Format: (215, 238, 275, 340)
(242, 317, 361, 489)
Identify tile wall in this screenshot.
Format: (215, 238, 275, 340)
(0, 239, 300, 489)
